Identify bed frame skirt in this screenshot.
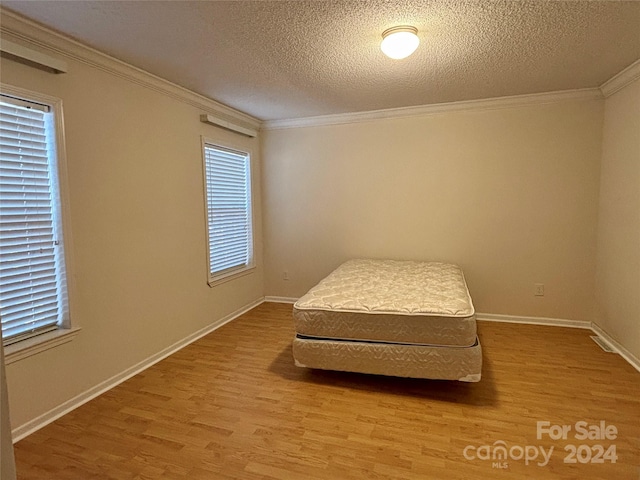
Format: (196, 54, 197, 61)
(293, 335, 482, 382)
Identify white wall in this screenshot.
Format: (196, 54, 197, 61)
(1, 40, 264, 429)
(596, 77, 640, 360)
(262, 99, 604, 322)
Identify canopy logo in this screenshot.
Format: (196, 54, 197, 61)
(463, 441, 553, 469)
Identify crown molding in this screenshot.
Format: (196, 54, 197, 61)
(5, 6, 631, 132)
(0, 8, 260, 131)
(600, 58, 640, 98)
(262, 88, 603, 131)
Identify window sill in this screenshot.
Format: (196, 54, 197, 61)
(4, 327, 81, 365)
(208, 264, 256, 287)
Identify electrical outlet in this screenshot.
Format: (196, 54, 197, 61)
(534, 283, 544, 296)
(283, 271, 289, 281)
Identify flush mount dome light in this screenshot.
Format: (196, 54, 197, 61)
(380, 26, 419, 59)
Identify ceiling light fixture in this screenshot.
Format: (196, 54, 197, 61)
(380, 26, 419, 60)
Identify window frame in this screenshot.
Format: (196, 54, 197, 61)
(201, 136, 255, 286)
(1, 83, 78, 363)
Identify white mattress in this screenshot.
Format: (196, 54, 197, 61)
(293, 259, 476, 346)
(293, 335, 482, 382)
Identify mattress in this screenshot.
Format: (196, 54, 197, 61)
(293, 335, 482, 382)
(293, 259, 476, 346)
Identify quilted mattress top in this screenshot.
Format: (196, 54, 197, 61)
(294, 259, 475, 317)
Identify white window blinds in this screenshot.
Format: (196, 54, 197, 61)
(0, 95, 68, 345)
(203, 143, 253, 282)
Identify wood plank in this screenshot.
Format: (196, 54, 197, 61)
(14, 302, 640, 479)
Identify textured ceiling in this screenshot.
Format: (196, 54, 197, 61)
(2, 1, 640, 121)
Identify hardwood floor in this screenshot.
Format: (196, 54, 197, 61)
(13, 302, 640, 479)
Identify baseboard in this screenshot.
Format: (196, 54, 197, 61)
(11, 297, 264, 443)
(591, 323, 640, 373)
(267, 304, 637, 371)
(476, 312, 592, 329)
(264, 296, 297, 304)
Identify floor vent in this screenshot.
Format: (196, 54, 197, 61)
(590, 335, 615, 353)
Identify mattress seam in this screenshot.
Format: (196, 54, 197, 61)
(294, 334, 480, 349)
(293, 306, 475, 318)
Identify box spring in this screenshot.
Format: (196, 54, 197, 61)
(293, 335, 482, 382)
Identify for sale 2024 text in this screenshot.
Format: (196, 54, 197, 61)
(537, 421, 618, 464)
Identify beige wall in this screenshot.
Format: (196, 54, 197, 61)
(1, 342, 16, 480)
(1, 49, 263, 429)
(596, 77, 640, 360)
(262, 99, 604, 321)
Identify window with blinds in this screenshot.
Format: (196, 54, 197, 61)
(202, 142, 254, 284)
(0, 93, 69, 346)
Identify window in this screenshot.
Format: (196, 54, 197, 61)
(0, 89, 71, 347)
(202, 141, 254, 285)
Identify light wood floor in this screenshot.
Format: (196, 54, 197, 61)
(14, 302, 640, 479)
